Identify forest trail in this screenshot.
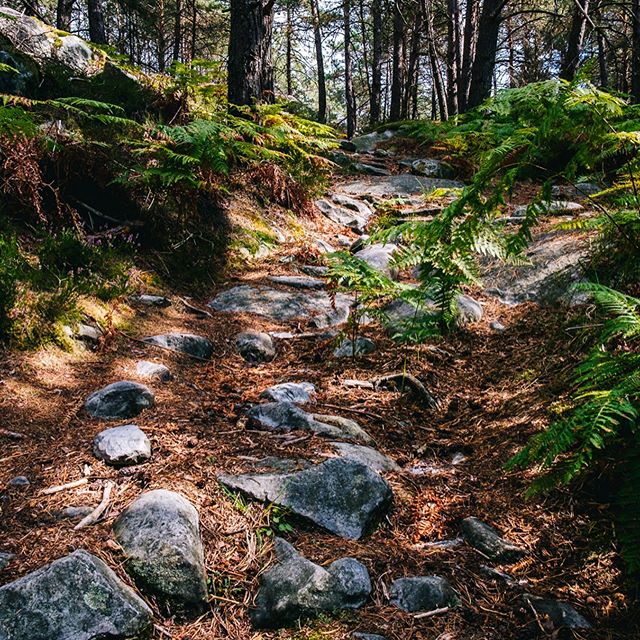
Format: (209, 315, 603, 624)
(0, 143, 627, 640)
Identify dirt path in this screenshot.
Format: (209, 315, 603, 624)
(0, 157, 637, 640)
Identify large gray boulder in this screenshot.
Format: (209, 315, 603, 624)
(330, 194, 374, 220)
(0, 549, 152, 640)
(93, 424, 151, 467)
(330, 442, 400, 473)
(247, 402, 373, 444)
(460, 517, 526, 563)
(113, 490, 208, 612)
(235, 330, 276, 364)
(351, 130, 395, 154)
(268, 275, 326, 289)
(338, 175, 463, 199)
(260, 382, 316, 404)
(389, 576, 460, 612)
(209, 285, 352, 328)
(143, 333, 213, 360)
(251, 538, 371, 628)
(218, 458, 392, 539)
(354, 244, 398, 279)
(315, 199, 368, 232)
(85, 381, 154, 420)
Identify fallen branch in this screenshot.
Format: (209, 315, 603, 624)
(0, 428, 26, 440)
(178, 296, 212, 318)
(74, 481, 114, 530)
(41, 478, 88, 495)
(413, 606, 450, 619)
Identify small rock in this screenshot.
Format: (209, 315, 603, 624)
(8, 476, 30, 487)
(551, 182, 601, 198)
(330, 442, 400, 472)
(0, 549, 152, 640)
(339, 140, 357, 152)
(456, 294, 483, 325)
(330, 194, 374, 219)
(114, 490, 208, 612)
(314, 238, 336, 253)
(251, 538, 371, 628)
(389, 576, 460, 612)
(236, 330, 276, 364)
(219, 458, 392, 539)
(334, 337, 376, 358)
(59, 506, 94, 520)
(85, 381, 155, 420)
(353, 163, 392, 177)
(352, 634, 387, 640)
(247, 402, 373, 444)
(316, 199, 367, 232)
(260, 382, 316, 404)
(490, 320, 506, 332)
(132, 294, 171, 307)
(354, 243, 398, 279)
(143, 333, 213, 360)
(336, 234, 353, 247)
(136, 360, 172, 382)
(268, 275, 326, 289)
(0, 552, 14, 570)
(93, 424, 151, 467)
(460, 517, 526, 563)
(523, 594, 591, 629)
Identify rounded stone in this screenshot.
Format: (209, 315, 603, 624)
(93, 424, 151, 467)
(84, 381, 155, 420)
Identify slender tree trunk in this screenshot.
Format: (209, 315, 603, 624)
(310, 0, 327, 121)
(423, 0, 447, 119)
(389, 0, 405, 121)
(357, 0, 371, 102)
(56, 0, 74, 31)
(370, 0, 383, 125)
(157, 0, 166, 71)
(190, 0, 197, 60)
(87, 0, 107, 44)
(173, 0, 182, 62)
(596, 29, 607, 87)
(467, 0, 504, 109)
(632, 0, 640, 102)
(227, 0, 275, 105)
(560, 0, 590, 80)
(446, 0, 460, 115)
(506, 15, 516, 87)
(344, 0, 357, 137)
(405, 10, 422, 119)
(459, 0, 478, 111)
(286, 3, 293, 95)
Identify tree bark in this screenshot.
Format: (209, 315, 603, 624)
(157, 0, 166, 71)
(227, 0, 275, 105)
(467, 0, 504, 109)
(632, 0, 640, 102)
(370, 0, 383, 125)
(446, 0, 460, 115)
(459, 0, 478, 111)
(88, 0, 107, 44)
(56, 0, 74, 31)
(560, 0, 590, 80)
(310, 0, 327, 121)
(423, 0, 447, 119)
(173, 0, 182, 62)
(344, 0, 357, 137)
(389, 0, 405, 121)
(286, 3, 293, 95)
(405, 9, 422, 119)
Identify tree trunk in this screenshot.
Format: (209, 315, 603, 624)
(560, 0, 590, 80)
(227, 0, 275, 105)
(157, 0, 166, 71)
(286, 3, 293, 95)
(190, 0, 197, 60)
(310, 0, 327, 121)
(56, 0, 74, 31)
(632, 0, 640, 102)
(596, 29, 607, 87)
(446, 0, 460, 115)
(459, 0, 478, 111)
(467, 0, 503, 109)
(423, 0, 448, 119)
(370, 0, 383, 125)
(87, 0, 107, 44)
(173, 0, 182, 62)
(405, 10, 422, 119)
(344, 0, 357, 137)
(389, 0, 405, 121)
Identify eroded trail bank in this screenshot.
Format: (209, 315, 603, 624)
(0, 141, 635, 640)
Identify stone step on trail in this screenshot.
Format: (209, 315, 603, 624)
(113, 489, 208, 613)
(353, 243, 398, 279)
(246, 401, 373, 444)
(143, 333, 213, 360)
(84, 381, 155, 420)
(218, 458, 392, 539)
(267, 275, 326, 289)
(0, 549, 153, 640)
(209, 284, 352, 328)
(251, 538, 371, 628)
(93, 424, 151, 467)
(315, 198, 368, 233)
(329, 442, 400, 473)
(338, 174, 463, 199)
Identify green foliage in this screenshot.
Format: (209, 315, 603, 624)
(507, 283, 640, 572)
(0, 232, 25, 339)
